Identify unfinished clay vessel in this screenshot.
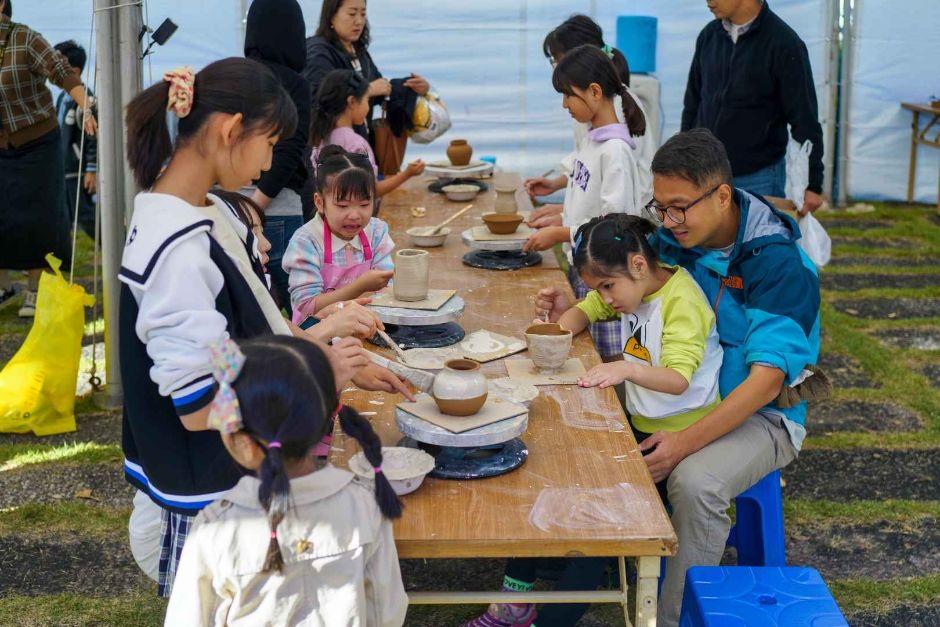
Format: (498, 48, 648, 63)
(393, 249, 430, 302)
(525, 323, 573, 373)
(432, 359, 488, 416)
(447, 139, 473, 166)
(482, 212, 524, 235)
(494, 185, 518, 215)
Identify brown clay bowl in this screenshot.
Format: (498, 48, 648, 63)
(482, 212, 524, 235)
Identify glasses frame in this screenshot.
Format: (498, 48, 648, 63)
(644, 185, 721, 225)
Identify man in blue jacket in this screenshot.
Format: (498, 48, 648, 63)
(682, 0, 825, 215)
(645, 128, 820, 625)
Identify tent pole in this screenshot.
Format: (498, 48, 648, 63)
(836, 0, 856, 207)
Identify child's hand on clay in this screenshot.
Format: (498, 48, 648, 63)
(322, 302, 382, 339)
(522, 226, 566, 253)
(578, 361, 633, 389)
(534, 286, 570, 322)
(355, 269, 394, 292)
(405, 159, 426, 178)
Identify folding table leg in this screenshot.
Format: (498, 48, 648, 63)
(635, 555, 660, 627)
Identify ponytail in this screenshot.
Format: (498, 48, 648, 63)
(618, 84, 646, 138)
(258, 441, 291, 573)
(125, 57, 297, 190)
(573, 214, 658, 279)
(338, 406, 403, 519)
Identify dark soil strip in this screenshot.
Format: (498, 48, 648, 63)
(829, 255, 940, 268)
(831, 237, 918, 250)
(0, 535, 151, 597)
(832, 298, 940, 319)
(821, 219, 893, 231)
(872, 327, 940, 350)
(806, 400, 921, 434)
(847, 604, 940, 627)
(782, 449, 940, 501)
(0, 412, 121, 447)
(921, 364, 940, 388)
(822, 273, 940, 291)
(0, 333, 22, 366)
(817, 353, 879, 389)
(0, 463, 134, 509)
(788, 519, 940, 581)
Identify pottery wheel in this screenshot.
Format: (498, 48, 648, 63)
(396, 406, 528, 448)
(461, 228, 528, 252)
(370, 322, 466, 349)
(463, 250, 542, 271)
(398, 436, 528, 480)
(370, 294, 465, 326)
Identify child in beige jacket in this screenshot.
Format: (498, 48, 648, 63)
(166, 335, 407, 626)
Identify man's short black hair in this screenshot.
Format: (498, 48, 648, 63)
(651, 128, 734, 190)
(2, 0, 11, 18)
(54, 40, 86, 72)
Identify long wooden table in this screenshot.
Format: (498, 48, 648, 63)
(334, 173, 677, 627)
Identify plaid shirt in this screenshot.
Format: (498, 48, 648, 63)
(0, 16, 81, 136)
(283, 213, 395, 313)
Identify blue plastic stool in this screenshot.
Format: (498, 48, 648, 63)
(679, 566, 848, 626)
(615, 16, 657, 73)
(727, 469, 786, 566)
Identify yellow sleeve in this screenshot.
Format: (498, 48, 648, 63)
(659, 273, 715, 383)
(575, 290, 618, 323)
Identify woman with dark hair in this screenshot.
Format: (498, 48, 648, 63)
(0, 0, 97, 317)
(243, 0, 311, 315)
(526, 14, 655, 230)
(304, 0, 430, 144)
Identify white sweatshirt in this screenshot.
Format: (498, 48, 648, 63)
(561, 123, 644, 261)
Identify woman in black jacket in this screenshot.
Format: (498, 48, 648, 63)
(304, 0, 429, 145)
(244, 0, 310, 313)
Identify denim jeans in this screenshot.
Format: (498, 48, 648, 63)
(732, 156, 786, 198)
(264, 214, 304, 316)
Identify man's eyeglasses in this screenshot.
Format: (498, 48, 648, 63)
(644, 185, 720, 225)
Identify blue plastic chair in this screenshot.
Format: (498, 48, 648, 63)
(727, 469, 786, 566)
(679, 566, 848, 626)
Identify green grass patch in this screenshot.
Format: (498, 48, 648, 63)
(830, 574, 940, 614)
(785, 499, 940, 527)
(0, 441, 122, 472)
(0, 592, 165, 627)
(0, 502, 129, 538)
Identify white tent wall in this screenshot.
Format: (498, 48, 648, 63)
(846, 0, 940, 203)
(22, 1, 832, 183)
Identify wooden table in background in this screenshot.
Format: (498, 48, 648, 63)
(901, 102, 940, 212)
(334, 173, 676, 627)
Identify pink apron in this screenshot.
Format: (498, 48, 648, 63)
(311, 219, 373, 457)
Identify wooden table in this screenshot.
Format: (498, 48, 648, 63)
(334, 173, 677, 627)
(901, 102, 940, 211)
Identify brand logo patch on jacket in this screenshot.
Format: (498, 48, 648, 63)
(573, 159, 591, 192)
(721, 275, 743, 289)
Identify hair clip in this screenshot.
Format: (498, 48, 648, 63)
(601, 44, 615, 60)
(206, 337, 246, 434)
(573, 230, 584, 252)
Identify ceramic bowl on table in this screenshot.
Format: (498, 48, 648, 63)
(441, 184, 480, 202)
(347, 447, 436, 496)
(406, 226, 450, 248)
(482, 212, 524, 235)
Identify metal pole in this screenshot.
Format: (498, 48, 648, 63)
(823, 0, 841, 200)
(836, 0, 857, 207)
(118, 1, 143, 225)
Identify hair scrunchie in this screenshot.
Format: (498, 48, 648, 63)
(164, 66, 196, 118)
(601, 44, 615, 60)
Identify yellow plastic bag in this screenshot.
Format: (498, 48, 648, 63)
(0, 254, 94, 435)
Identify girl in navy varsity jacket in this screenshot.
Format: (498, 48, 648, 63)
(119, 58, 407, 597)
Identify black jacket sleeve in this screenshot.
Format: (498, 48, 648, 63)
(304, 39, 343, 102)
(256, 77, 311, 200)
(681, 30, 705, 132)
(776, 37, 824, 193)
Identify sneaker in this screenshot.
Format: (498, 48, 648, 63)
(0, 287, 15, 307)
(17, 289, 37, 318)
(463, 603, 536, 627)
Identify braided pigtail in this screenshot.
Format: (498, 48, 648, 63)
(338, 406, 403, 519)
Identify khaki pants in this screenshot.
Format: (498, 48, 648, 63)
(658, 413, 799, 627)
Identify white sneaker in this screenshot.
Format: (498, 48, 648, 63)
(18, 290, 37, 318)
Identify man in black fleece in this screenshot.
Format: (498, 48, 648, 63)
(244, 0, 311, 312)
(682, 0, 824, 214)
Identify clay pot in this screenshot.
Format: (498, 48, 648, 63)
(432, 359, 488, 416)
(525, 323, 573, 373)
(482, 212, 524, 235)
(393, 249, 430, 302)
(494, 186, 519, 215)
(447, 139, 473, 167)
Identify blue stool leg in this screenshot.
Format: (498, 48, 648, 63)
(730, 469, 786, 566)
